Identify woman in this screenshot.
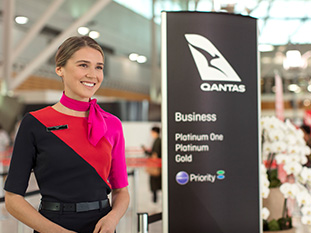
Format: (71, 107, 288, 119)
(4, 36, 129, 233)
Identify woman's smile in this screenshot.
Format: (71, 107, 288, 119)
(81, 81, 96, 87)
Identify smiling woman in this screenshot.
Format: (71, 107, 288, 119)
(4, 36, 130, 233)
(55, 46, 104, 102)
(54, 36, 104, 103)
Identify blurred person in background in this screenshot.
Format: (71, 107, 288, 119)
(0, 123, 10, 183)
(0, 123, 10, 154)
(142, 126, 161, 203)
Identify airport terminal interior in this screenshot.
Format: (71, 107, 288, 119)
(1, 0, 311, 232)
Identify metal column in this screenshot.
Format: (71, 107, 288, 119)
(150, 0, 159, 103)
(137, 212, 148, 233)
(1, 0, 15, 94)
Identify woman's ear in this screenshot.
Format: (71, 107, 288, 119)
(55, 66, 63, 77)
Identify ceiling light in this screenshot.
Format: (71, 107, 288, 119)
(129, 53, 139, 61)
(288, 84, 301, 93)
(128, 53, 147, 64)
(77, 26, 90, 35)
(137, 55, 147, 63)
(283, 50, 304, 69)
(15, 16, 29, 25)
(258, 44, 274, 52)
(219, 0, 238, 3)
(303, 99, 311, 107)
(89, 31, 100, 39)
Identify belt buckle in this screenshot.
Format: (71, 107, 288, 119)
(63, 203, 75, 212)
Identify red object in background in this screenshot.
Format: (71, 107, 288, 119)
(263, 159, 277, 169)
(0, 147, 12, 167)
(263, 160, 288, 183)
(304, 110, 311, 128)
(126, 157, 161, 168)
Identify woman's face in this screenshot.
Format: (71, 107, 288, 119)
(56, 46, 104, 102)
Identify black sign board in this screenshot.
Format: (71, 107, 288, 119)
(161, 12, 260, 233)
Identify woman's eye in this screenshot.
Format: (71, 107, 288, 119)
(97, 66, 104, 70)
(79, 64, 87, 68)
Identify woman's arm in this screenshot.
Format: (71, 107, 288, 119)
(5, 191, 76, 233)
(93, 187, 130, 233)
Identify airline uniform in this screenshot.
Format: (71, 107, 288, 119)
(4, 106, 128, 233)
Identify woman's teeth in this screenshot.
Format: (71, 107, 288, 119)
(81, 82, 95, 87)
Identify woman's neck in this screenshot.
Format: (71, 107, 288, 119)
(52, 102, 89, 117)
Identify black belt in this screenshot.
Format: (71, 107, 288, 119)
(40, 199, 110, 212)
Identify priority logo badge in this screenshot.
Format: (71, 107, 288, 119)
(176, 171, 189, 185)
(185, 34, 246, 93)
(176, 170, 225, 185)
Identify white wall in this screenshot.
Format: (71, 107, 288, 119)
(122, 121, 161, 158)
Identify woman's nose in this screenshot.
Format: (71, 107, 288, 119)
(86, 71, 96, 79)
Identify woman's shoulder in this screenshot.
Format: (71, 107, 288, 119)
(101, 111, 124, 140)
(102, 110, 122, 127)
(20, 107, 55, 127)
(28, 106, 53, 117)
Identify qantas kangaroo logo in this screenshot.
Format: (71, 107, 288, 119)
(185, 34, 241, 82)
(185, 34, 246, 93)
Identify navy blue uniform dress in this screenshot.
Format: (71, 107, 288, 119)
(4, 107, 128, 233)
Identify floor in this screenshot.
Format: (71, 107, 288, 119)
(1, 168, 311, 233)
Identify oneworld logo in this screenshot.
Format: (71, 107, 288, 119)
(185, 34, 246, 93)
(176, 170, 225, 185)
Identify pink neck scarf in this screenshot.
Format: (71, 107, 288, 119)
(60, 92, 107, 146)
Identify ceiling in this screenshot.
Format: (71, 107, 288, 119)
(98, 0, 311, 98)
(1, 0, 311, 100)
(115, 0, 311, 79)
(115, 0, 311, 46)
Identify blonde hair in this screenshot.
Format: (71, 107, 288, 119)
(55, 36, 104, 67)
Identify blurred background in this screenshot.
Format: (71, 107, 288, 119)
(1, 0, 311, 131)
(1, 0, 311, 232)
